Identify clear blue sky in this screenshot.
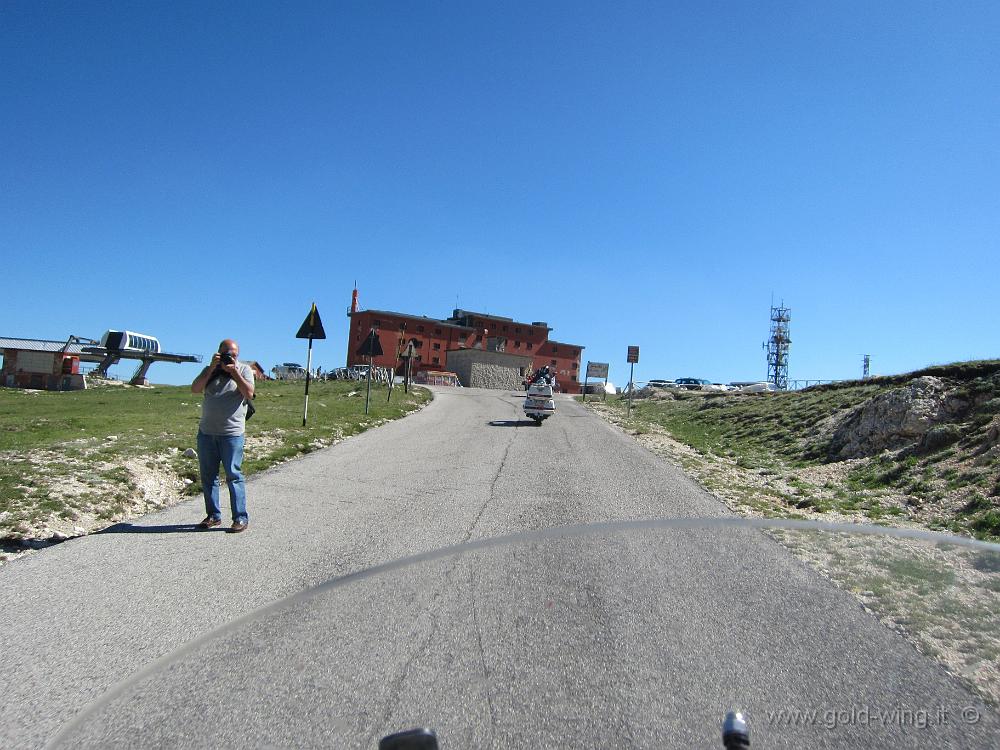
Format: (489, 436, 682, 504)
(3, 1, 998, 387)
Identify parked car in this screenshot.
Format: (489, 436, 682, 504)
(647, 379, 675, 389)
(674, 377, 712, 390)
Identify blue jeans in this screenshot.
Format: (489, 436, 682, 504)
(197, 431, 248, 523)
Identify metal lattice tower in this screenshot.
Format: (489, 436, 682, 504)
(762, 303, 791, 390)
(862, 354, 871, 379)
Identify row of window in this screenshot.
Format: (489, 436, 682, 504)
(127, 335, 158, 351)
(369, 320, 448, 336)
(469, 320, 529, 336)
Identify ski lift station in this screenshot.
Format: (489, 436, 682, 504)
(0, 330, 201, 390)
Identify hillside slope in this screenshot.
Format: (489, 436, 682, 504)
(587, 360, 1000, 541)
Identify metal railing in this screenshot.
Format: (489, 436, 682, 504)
(324, 366, 394, 383)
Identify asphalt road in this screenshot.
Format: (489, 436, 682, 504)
(1, 387, 996, 748)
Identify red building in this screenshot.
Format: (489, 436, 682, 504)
(346, 300, 585, 393)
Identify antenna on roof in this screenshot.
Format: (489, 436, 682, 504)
(348, 282, 359, 317)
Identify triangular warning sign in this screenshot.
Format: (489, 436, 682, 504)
(356, 329, 384, 357)
(296, 303, 327, 339)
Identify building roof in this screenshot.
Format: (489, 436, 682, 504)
(0, 337, 96, 356)
(546, 340, 585, 351)
(447, 309, 552, 331)
(350, 310, 473, 331)
(0, 336, 201, 365)
(449, 308, 515, 323)
(348, 309, 575, 347)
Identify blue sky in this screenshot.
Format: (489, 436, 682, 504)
(3, 1, 998, 387)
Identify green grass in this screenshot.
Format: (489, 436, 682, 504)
(0, 380, 430, 540)
(588, 365, 1000, 541)
(598, 384, 880, 471)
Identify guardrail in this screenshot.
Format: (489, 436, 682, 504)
(324, 366, 393, 383)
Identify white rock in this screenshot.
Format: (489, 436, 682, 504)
(183, 448, 197, 458)
(105, 435, 118, 441)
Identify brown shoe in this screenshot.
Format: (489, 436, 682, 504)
(228, 521, 248, 534)
(199, 516, 222, 529)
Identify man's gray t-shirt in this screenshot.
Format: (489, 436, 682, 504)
(200, 363, 254, 436)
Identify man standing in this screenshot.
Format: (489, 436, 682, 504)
(192, 339, 255, 533)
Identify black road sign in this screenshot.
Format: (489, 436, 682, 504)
(356, 328, 384, 357)
(296, 303, 327, 339)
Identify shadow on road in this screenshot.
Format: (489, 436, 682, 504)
(488, 420, 538, 427)
(96, 523, 219, 535)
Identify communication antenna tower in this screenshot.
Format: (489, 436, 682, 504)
(862, 354, 870, 379)
(762, 302, 791, 389)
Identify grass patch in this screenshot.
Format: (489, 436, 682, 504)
(0, 380, 430, 539)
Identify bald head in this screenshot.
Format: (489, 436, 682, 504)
(218, 340, 239, 358)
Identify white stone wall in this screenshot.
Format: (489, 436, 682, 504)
(470, 362, 522, 389)
(446, 349, 531, 389)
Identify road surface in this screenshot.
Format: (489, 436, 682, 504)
(0, 387, 995, 748)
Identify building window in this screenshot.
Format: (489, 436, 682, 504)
(514, 341, 521, 349)
(571, 362, 578, 369)
(374, 320, 382, 327)
(435, 328, 442, 335)
(552, 346, 558, 353)
(515, 327, 521, 334)
(432, 343, 440, 350)
(432, 356, 439, 365)
(417, 325, 424, 332)
(551, 359, 557, 366)
(527, 342, 533, 350)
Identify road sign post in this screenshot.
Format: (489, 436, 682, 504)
(626, 346, 639, 417)
(366, 350, 373, 413)
(584, 361, 609, 404)
(355, 327, 384, 415)
(295, 303, 327, 426)
(389, 324, 406, 402)
(399, 340, 417, 394)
